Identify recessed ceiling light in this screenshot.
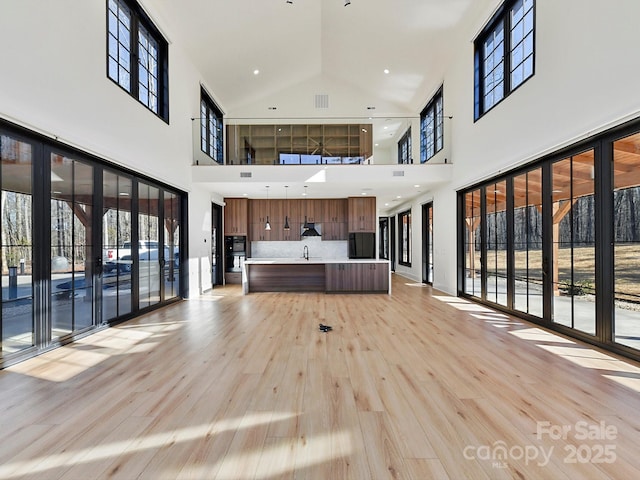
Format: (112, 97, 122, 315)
(253, 69, 260, 75)
(243, 193, 248, 196)
(383, 68, 390, 74)
(384, 203, 389, 207)
(374, 143, 379, 147)
(383, 126, 388, 130)
(396, 195, 402, 199)
(414, 184, 420, 188)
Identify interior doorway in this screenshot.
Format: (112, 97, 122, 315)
(211, 203, 223, 286)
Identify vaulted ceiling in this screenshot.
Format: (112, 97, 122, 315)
(150, 0, 486, 206)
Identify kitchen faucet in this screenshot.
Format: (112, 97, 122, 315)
(303, 245, 309, 260)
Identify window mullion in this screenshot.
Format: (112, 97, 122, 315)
(130, 15, 140, 100)
(503, 15, 511, 98)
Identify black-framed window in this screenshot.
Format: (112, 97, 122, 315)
(397, 128, 412, 164)
(200, 89, 224, 164)
(107, 0, 169, 122)
(398, 209, 411, 267)
(420, 87, 443, 163)
(0, 117, 187, 369)
(474, 0, 534, 119)
(457, 116, 640, 364)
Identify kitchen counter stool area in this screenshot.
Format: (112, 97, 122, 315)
(242, 259, 390, 294)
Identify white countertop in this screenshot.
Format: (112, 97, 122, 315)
(244, 258, 389, 265)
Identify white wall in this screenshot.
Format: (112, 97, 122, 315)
(0, 0, 217, 296)
(392, 0, 640, 295)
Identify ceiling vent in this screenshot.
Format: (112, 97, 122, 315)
(315, 94, 329, 109)
(240, 172, 252, 178)
(392, 170, 405, 177)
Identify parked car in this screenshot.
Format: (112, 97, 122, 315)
(103, 241, 179, 273)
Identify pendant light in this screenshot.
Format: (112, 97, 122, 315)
(265, 186, 271, 231)
(283, 185, 290, 231)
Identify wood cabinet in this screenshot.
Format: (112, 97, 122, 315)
(250, 199, 301, 241)
(325, 262, 389, 293)
(348, 197, 376, 232)
(323, 199, 347, 223)
(247, 197, 371, 241)
(250, 222, 271, 242)
(322, 221, 347, 241)
(299, 199, 322, 224)
(224, 198, 248, 235)
(322, 199, 348, 240)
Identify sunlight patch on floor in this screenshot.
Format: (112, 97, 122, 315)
(602, 373, 640, 393)
(0, 412, 299, 479)
(7, 323, 175, 381)
(212, 431, 351, 480)
(404, 282, 428, 287)
(8, 348, 110, 382)
(432, 295, 469, 303)
(509, 327, 575, 343)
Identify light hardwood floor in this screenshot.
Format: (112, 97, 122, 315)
(1, 275, 640, 480)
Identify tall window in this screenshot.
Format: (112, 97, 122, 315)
(107, 0, 169, 121)
(201, 89, 224, 164)
(420, 87, 443, 163)
(474, 0, 534, 119)
(397, 128, 412, 164)
(398, 210, 411, 267)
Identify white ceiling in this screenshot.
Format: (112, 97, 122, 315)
(150, 0, 482, 209)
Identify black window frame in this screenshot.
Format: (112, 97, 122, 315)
(420, 86, 444, 163)
(474, 0, 535, 120)
(107, 0, 169, 123)
(398, 209, 412, 267)
(397, 127, 412, 164)
(200, 88, 224, 164)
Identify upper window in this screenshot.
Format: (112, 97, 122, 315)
(397, 128, 412, 164)
(420, 87, 443, 163)
(200, 89, 224, 164)
(474, 0, 534, 119)
(107, 0, 169, 122)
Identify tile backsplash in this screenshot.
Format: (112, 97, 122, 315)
(250, 237, 348, 260)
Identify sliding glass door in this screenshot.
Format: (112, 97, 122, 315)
(0, 120, 186, 368)
(550, 150, 596, 335)
(50, 152, 95, 338)
(458, 120, 640, 361)
(138, 183, 161, 309)
(613, 132, 640, 351)
(102, 171, 133, 322)
(164, 192, 181, 299)
(1, 134, 34, 355)
(512, 168, 543, 318)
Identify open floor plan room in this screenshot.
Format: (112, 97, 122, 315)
(1, 275, 638, 480)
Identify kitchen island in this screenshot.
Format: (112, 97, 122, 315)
(242, 258, 390, 294)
